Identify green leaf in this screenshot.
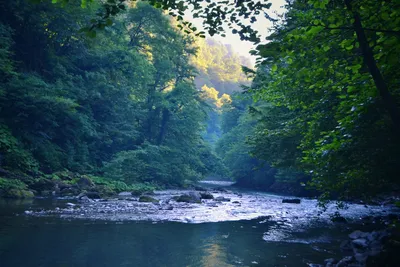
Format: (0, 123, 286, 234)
(106, 18, 113, 26)
(86, 30, 96, 38)
(307, 26, 324, 35)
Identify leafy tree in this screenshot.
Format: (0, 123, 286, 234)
(0, 0, 222, 189)
(246, 0, 400, 201)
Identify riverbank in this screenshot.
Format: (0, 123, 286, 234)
(0, 169, 160, 200)
(1, 180, 400, 266)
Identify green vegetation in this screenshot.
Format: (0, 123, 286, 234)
(0, 1, 223, 198)
(1, 0, 399, 205)
(191, 39, 251, 96)
(216, 0, 400, 202)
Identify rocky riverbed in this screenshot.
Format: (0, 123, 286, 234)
(24, 181, 399, 226)
(2, 181, 400, 267)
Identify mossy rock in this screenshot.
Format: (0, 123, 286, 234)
(77, 176, 94, 189)
(29, 178, 55, 193)
(4, 189, 34, 199)
(40, 190, 53, 197)
(200, 192, 214, 199)
(96, 185, 116, 197)
(139, 195, 159, 203)
(175, 192, 202, 203)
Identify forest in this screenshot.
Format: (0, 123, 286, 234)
(1, 1, 400, 266)
(0, 0, 399, 204)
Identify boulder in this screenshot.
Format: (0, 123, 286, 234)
(139, 195, 159, 203)
(60, 187, 80, 197)
(352, 239, 369, 249)
(199, 192, 214, 199)
(194, 185, 207, 191)
(336, 256, 354, 267)
(354, 252, 368, 263)
(29, 178, 54, 193)
(366, 231, 379, 242)
(331, 215, 347, 223)
(78, 195, 93, 203)
(40, 190, 52, 197)
(349, 230, 368, 240)
(118, 192, 132, 197)
(86, 191, 102, 199)
(324, 258, 337, 267)
(77, 177, 94, 189)
(214, 187, 228, 193)
(215, 196, 231, 202)
(3, 189, 34, 199)
(282, 198, 301, 204)
(340, 240, 353, 252)
(175, 192, 202, 203)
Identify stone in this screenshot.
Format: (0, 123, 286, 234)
(331, 216, 347, 223)
(282, 198, 301, 204)
(29, 178, 55, 193)
(60, 187, 79, 197)
(199, 192, 214, 199)
(4, 189, 34, 199)
(215, 187, 228, 193)
(139, 195, 159, 203)
(352, 238, 369, 249)
(336, 256, 354, 267)
(86, 192, 102, 199)
(354, 252, 368, 263)
(349, 230, 368, 240)
(194, 185, 207, 191)
(366, 231, 379, 242)
(175, 192, 202, 203)
(340, 240, 353, 252)
(118, 192, 132, 197)
(77, 177, 94, 189)
(78, 195, 93, 203)
(324, 258, 337, 265)
(215, 196, 231, 202)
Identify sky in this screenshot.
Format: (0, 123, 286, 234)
(185, 0, 286, 66)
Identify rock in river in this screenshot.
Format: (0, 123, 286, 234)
(139, 195, 159, 203)
(175, 192, 201, 203)
(282, 198, 301, 204)
(199, 192, 214, 199)
(349, 230, 369, 240)
(118, 192, 132, 197)
(215, 196, 231, 202)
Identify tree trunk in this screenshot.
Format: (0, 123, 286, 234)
(157, 108, 170, 145)
(344, 0, 400, 132)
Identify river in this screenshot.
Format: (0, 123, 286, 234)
(0, 181, 398, 267)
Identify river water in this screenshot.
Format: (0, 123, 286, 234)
(0, 181, 398, 267)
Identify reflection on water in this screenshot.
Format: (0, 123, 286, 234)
(0, 211, 341, 267)
(1, 189, 398, 267)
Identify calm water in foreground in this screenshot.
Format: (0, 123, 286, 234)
(0, 183, 397, 267)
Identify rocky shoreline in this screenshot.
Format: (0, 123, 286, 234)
(310, 218, 400, 267)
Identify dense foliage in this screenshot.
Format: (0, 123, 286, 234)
(191, 39, 251, 96)
(1, 0, 399, 204)
(216, 0, 400, 201)
(0, 0, 223, 196)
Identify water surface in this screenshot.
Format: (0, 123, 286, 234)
(0, 184, 397, 267)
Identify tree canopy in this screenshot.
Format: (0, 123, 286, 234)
(0, 0, 224, 192)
